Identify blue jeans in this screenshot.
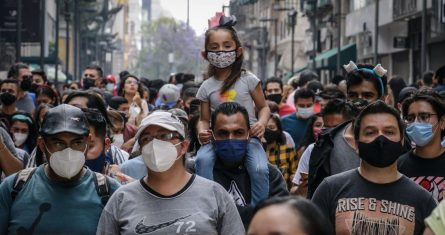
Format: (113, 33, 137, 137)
(196, 138, 269, 205)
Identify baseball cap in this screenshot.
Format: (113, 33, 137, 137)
(134, 111, 185, 143)
(40, 104, 89, 136)
(168, 108, 189, 122)
(155, 84, 180, 108)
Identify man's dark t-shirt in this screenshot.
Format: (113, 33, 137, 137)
(312, 169, 436, 235)
(213, 161, 289, 226)
(398, 150, 445, 202)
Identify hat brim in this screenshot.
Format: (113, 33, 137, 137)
(40, 127, 89, 137)
(134, 122, 181, 142)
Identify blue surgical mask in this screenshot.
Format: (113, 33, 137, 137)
(214, 139, 248, 165)
(406, 123, 434, 147)
(297, 106, 314, 119)
(85, 152, 107, 173)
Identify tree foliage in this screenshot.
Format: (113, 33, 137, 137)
(133, 17, 204, 80)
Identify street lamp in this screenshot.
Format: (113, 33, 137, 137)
(259, 17, 278, 77)
(274, 5, 297, 75)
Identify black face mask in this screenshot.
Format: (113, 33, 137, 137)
(0, 93, 17, 106)
(264, 129, 281, 143)
(350, 98, 369, 111)
(30, 83, 40, 94)
(83, 78, 96, 90)
(358, 135, 403, 168)
(20, 76, 33, 91)
(85, 152, 107, 173)
(266, 94, 283, 105)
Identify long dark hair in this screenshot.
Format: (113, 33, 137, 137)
(269, 114, 287, 145)
(299, 113, 323, 149)
(204, 26, 244, 94)
(117, 74, 144, 98)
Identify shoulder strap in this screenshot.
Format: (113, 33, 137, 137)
(11, 167, 37, 201)
(93, 172, 110, 206)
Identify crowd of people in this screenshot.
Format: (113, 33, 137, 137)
(1, 14, 445, 235)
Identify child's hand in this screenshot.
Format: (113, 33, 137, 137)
(133, 92, 142, 107)
(198, 130, 213, 145)
(250, 122, 265, 138)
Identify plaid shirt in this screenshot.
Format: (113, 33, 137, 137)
(266, 143, 298, 185)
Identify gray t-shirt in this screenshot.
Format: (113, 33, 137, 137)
(329, 125, 360, 175)
(196, 71, 260, 125)
(96, 175, 245, 235)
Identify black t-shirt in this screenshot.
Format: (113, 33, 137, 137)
(312, 169, 436, 235)
(213, 161, 289, 226)
(398, 150, 445, 202)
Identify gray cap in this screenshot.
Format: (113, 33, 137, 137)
(40, 104, 89, 136)
(134, 111, 185, 142)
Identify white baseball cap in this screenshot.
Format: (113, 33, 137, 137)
(134, 111, 185, 143)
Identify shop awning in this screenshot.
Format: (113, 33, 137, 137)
(312, 44, 357, 70)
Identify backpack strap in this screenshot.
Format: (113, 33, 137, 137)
(11, 167, 37, 201)
(93, 172, 110, 206)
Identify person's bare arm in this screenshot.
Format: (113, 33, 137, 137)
(197, 101, 212, 144)
(250, 83, 270, 137)
(0, 138, 22, 176)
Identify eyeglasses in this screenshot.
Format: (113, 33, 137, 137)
(139, 132, 182, 146)
(125, 80, 138, 85)
(405, 112, 438, 124)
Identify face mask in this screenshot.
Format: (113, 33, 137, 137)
(264, 129, 281, 143)
(442, 138, 445, 148)
(406, 123, 435, 147)
(142, 138, 181, 172)
(214, 138, 248, 165)
(350, 98, 369, 111)
(207, 50, 237, 69)
(13, 132, 28, 146)
(48, 147, 86, 179)
(297, 107, 314, 119)
(0, 93, 17, 106)
(20, 76, 32, 91)
(112, 133, 124, 148)
(85, 152, 107, 173)
(83, 78, 96, 90)
(105, 83, 114, 91)
(266, 94, 283, 104)
(313, 128, 322, 140)
(30, 83, 40, 93)
(358, 135, 403, 168)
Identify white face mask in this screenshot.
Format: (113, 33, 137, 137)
(112, 133, 124, 148)
(142, 138, 181, 172)
(207, 50, 237, 69)
(106, 83, 114, 91)
(13, 132, 28, 146)
(48, 147, 86, 179)
(297, 106, 314, 119)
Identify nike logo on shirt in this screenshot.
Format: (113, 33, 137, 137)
(134, 214, 192, 234)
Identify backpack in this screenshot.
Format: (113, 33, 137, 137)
(11, 167, 110, 205)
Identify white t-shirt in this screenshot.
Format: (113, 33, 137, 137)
(292, 143, 314, 185)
